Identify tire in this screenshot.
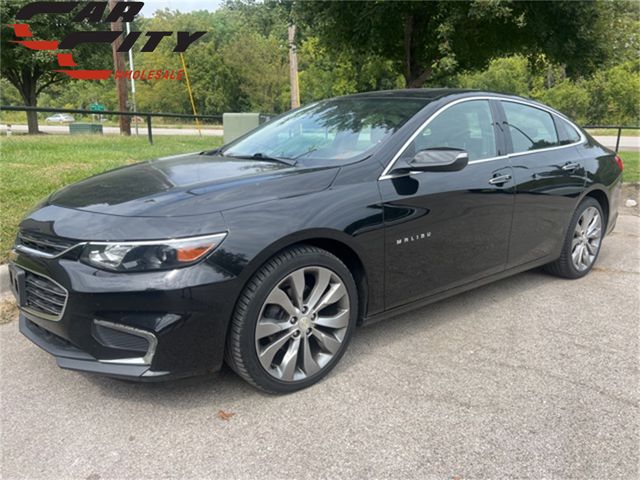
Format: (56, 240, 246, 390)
(544, 197, 604, 279)
(225, 245, 358, 393)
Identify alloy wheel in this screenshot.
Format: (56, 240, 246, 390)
(571, 206, 602, 271)
(254, 266, 350, 382)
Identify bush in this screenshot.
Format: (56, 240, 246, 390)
(534, 80, 591, 124)
(454, 56, 640, 126)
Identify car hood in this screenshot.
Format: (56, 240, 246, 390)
(48, 153, 340, 217)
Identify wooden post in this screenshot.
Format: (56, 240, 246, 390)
(108, 0, 131, 136)
(288, 23, 300, 109)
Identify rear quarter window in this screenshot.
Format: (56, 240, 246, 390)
(555, 117, 582, 145)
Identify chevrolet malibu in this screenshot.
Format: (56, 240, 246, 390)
(10, 90, 623, 393)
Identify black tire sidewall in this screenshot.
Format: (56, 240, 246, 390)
(236, 248, 358, 393)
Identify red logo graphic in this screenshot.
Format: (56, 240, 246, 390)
(9, 1, 206, 80)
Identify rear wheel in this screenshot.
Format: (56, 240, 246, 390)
(545, 197, 604, 279)
(226, 245, 357, 393)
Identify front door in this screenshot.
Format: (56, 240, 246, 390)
(380, 99, 515, 309)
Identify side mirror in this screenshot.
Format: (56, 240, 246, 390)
(407, 148, 469, 172)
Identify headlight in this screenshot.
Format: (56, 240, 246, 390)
(80, 233, 227, 272)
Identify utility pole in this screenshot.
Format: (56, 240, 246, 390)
(288, 23, 300, 109)
(108, 0, 131, 135)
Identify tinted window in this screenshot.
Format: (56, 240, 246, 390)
(224, 98, 427, 163)
(556, 117, 582, 144)
(400, 100, 497, 161)
(502, 101, 559, 153)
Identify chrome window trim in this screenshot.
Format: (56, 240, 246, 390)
(11, 263, 69, 322)
(94, 319, 158, 366)
(378, 96, 586, 181)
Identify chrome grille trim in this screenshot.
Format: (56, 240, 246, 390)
(15, 231, 82, 259)
(17, 266, 69, 322)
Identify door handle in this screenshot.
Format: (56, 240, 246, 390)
(488, 174, 512, 185)
(561, 162, 580, 172)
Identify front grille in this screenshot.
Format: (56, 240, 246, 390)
(23, 271, 68, 320)
(16, 231, 78, 257)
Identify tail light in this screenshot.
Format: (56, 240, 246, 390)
(615, 155, 624, 172)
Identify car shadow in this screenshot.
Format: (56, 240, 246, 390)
(84, 268, 558, 405)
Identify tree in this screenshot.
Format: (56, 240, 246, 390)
(294, 1, 609, 88)
(298, 37, 403, 103)
(0, 0, 106, 133)
(222, 31, 290, 113)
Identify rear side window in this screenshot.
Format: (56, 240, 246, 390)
(502, 101, 559, 153)
(555, 117, 582, 144)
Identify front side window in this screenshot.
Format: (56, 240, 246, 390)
(223, 98, 427, 163)
(400, 100, 497, 162)
(502, 101, 559, 153)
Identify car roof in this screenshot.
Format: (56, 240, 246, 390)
(342, 88, 472, 100)
(332, 88, 569, 118)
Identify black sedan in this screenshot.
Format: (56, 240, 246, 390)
(10, 89, 623, 393)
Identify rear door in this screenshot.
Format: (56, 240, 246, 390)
(498, 100, 586, 268)
(379, 99, 514, 309)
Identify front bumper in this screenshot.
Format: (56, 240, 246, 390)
(12, 251, 241, 381)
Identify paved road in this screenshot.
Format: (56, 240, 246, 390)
(595, 135, 640, 151)
(1, 216, 638, 479)
(1, 124, 638, 149)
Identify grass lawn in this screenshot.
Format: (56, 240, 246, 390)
(619, 151, 639, 183)
(0, 135, 221, 263)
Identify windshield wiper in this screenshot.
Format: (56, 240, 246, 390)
(225, 152, 297, 166)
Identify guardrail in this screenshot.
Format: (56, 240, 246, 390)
(0, 105, 224, 144)
(583, 125, 638, 153)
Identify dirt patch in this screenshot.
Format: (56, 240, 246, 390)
(0, 297, 18, 324)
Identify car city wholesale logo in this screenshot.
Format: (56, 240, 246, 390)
(8, 1, 206, 80)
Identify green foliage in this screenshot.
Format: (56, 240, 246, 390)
(585, 61, 640, 125)
(221, 31, 289, 113)
(455, 55, 640, 125)
(456, 56, 531, 96)
(298, 37, 404, 102)
(536, 80, 591, 125)
(294, 1, 609, 87)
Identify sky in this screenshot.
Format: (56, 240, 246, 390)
(143, 0, 225, 15)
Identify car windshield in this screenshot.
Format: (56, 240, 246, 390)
(223, 97, 428, 163)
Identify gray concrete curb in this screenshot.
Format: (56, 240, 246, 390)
(0, 264, 10, 298)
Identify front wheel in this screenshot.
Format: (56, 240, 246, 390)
(225, 245, 358, 393)
(545, 197, 604, 279)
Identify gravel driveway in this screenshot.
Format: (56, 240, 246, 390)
(1, 215, 638, 480)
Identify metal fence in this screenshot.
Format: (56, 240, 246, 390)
(1, 105, 637, 150)
(0, 105, 223, 144)
(582, 125, 638, 153)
